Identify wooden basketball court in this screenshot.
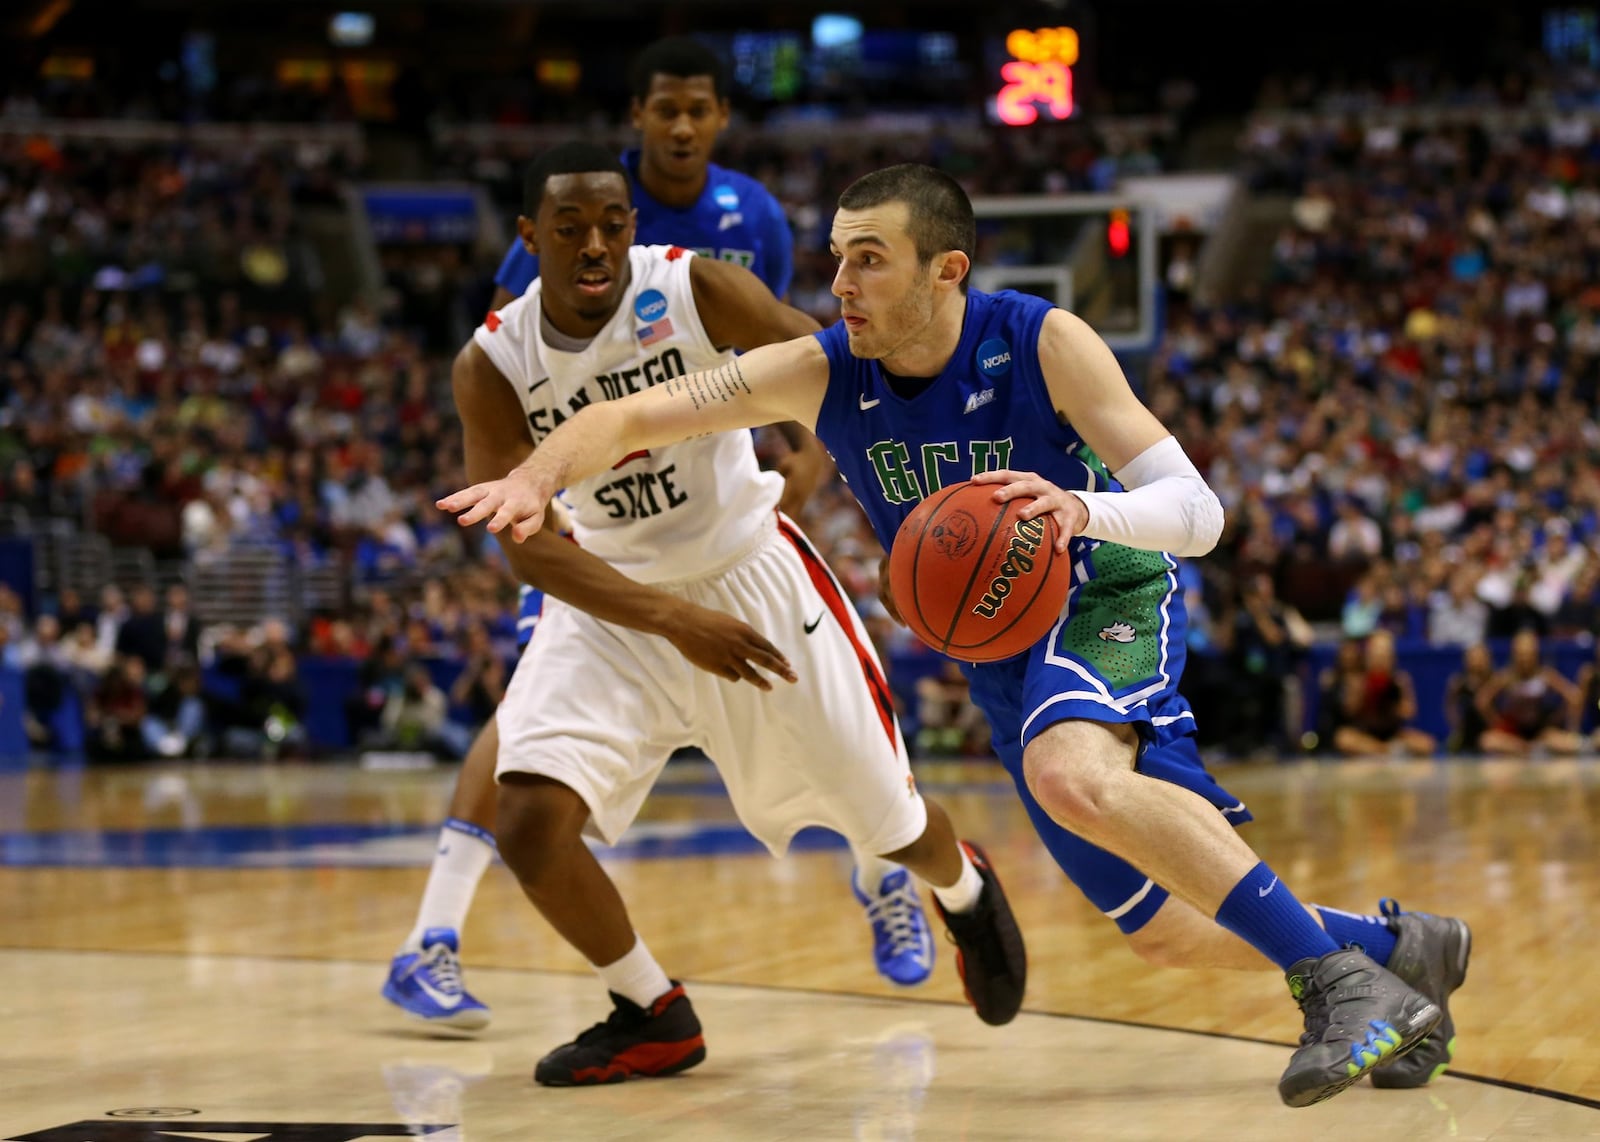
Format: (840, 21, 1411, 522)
(4, 756, 1599, 1140)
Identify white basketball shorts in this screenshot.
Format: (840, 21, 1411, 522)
(495, 512, 926, 856)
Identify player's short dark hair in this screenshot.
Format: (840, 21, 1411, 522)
(523, 142, 629, 216)
(838, 164, 976, 289)
(629, 36, 728, 102)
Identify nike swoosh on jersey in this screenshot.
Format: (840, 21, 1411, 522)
(859, 394, 881, 410)
(803, 612, 824, 634)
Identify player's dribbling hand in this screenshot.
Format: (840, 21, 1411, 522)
(969, 469, 1089, 554)
(663, 604, 798, 690)
(437, 468, 552, 542)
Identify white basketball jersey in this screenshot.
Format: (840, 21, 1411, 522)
(473, 244, 782, 583)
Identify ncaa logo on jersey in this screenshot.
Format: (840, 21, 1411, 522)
(635, 289, 669, 323)
(713, 185, 740, 211)
(977, 338, 1012, 378)
(635, 288, 674, 347)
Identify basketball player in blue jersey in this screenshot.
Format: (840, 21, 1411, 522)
(383, 42, 929, 1031)
(442, 163, 1474, 1108)
(488, 37, 793, 311)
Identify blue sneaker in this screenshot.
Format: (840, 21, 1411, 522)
(382, 928, 492, 1033)
(852, 867, 934, 986)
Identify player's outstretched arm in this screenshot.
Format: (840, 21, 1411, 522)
(440, 336, 829, 542)
(973, 308, 1224, 557)
(449, 340, 795, 688)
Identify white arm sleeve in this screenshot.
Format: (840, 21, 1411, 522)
(1066, 435, 1224, 557)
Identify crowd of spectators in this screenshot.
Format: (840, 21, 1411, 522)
(1123, 60, 1600, 756)
(2, 57, 1599, 762)
(882, 62, 1600, 757)
(0, 130, 515, 760)
(1, 559, 523, 763)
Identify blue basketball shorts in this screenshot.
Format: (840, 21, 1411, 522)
(962, 545, 1251, 933)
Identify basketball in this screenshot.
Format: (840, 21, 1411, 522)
(888, 480, 1071, 663)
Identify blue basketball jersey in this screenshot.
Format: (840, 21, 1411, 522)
(495, 150, 794, 299)
(812, 288, 1124, 558)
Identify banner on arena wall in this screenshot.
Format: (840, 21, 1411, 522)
(360, 186, 480, 244)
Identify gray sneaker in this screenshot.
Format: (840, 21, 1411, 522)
(1370, 901, 1471, 1089)
(1278, 948, 1441, 1107)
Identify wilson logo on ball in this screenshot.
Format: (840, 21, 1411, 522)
(971, 517, 1048, 619)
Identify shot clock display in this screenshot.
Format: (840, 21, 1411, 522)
(991, 24, 1081, 126)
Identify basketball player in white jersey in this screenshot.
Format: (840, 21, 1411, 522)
(436, 142, 1025, 1085)
(384, 41, 929, 1034)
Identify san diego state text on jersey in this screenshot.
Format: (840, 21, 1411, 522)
(526, 346, 688, 443)
(593, 461, 690, 520)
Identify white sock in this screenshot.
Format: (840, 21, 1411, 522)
(595, 936, 673, 1009)
(930, 848, 983, 915)
(404, 818, 495, 949)
(851, 842, 899, 894)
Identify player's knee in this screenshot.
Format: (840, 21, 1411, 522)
(1025, 753, 1119, 837)
(495, 774, 588, 883)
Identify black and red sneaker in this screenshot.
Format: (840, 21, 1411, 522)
(534, 982, 707, 1087)
(931, 840, 1027, 1026)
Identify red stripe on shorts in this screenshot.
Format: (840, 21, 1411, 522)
(776, 516, 898, 748)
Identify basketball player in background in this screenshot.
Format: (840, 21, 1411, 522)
(384, 38, 932, 1034)
(442, 163, 1473, 1108)
(416, 145, 1024, 1085)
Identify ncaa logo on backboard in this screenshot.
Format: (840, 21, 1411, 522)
(977, 338, 1012, 377)
(713, 185, 740, 211)
(634, 289, 669, 323)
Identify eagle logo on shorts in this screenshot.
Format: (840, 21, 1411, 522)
(1098, 621, 1137, 643)
(930, 510, 978, 559)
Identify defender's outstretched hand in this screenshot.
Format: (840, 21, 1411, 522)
(438, 468, 553, 543)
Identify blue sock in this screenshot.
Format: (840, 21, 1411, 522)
(1214, 862, 1339, 972)
(1314, 906, 1398, 966)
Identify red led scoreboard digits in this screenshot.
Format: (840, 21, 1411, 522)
(994, 25, 1078, 126)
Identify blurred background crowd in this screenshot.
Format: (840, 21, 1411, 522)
(1, 0, 1598, 764)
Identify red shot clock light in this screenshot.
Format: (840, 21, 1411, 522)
(1107, 208, 1130, 257)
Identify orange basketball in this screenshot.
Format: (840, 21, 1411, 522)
(888, 480, 1071, 663)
